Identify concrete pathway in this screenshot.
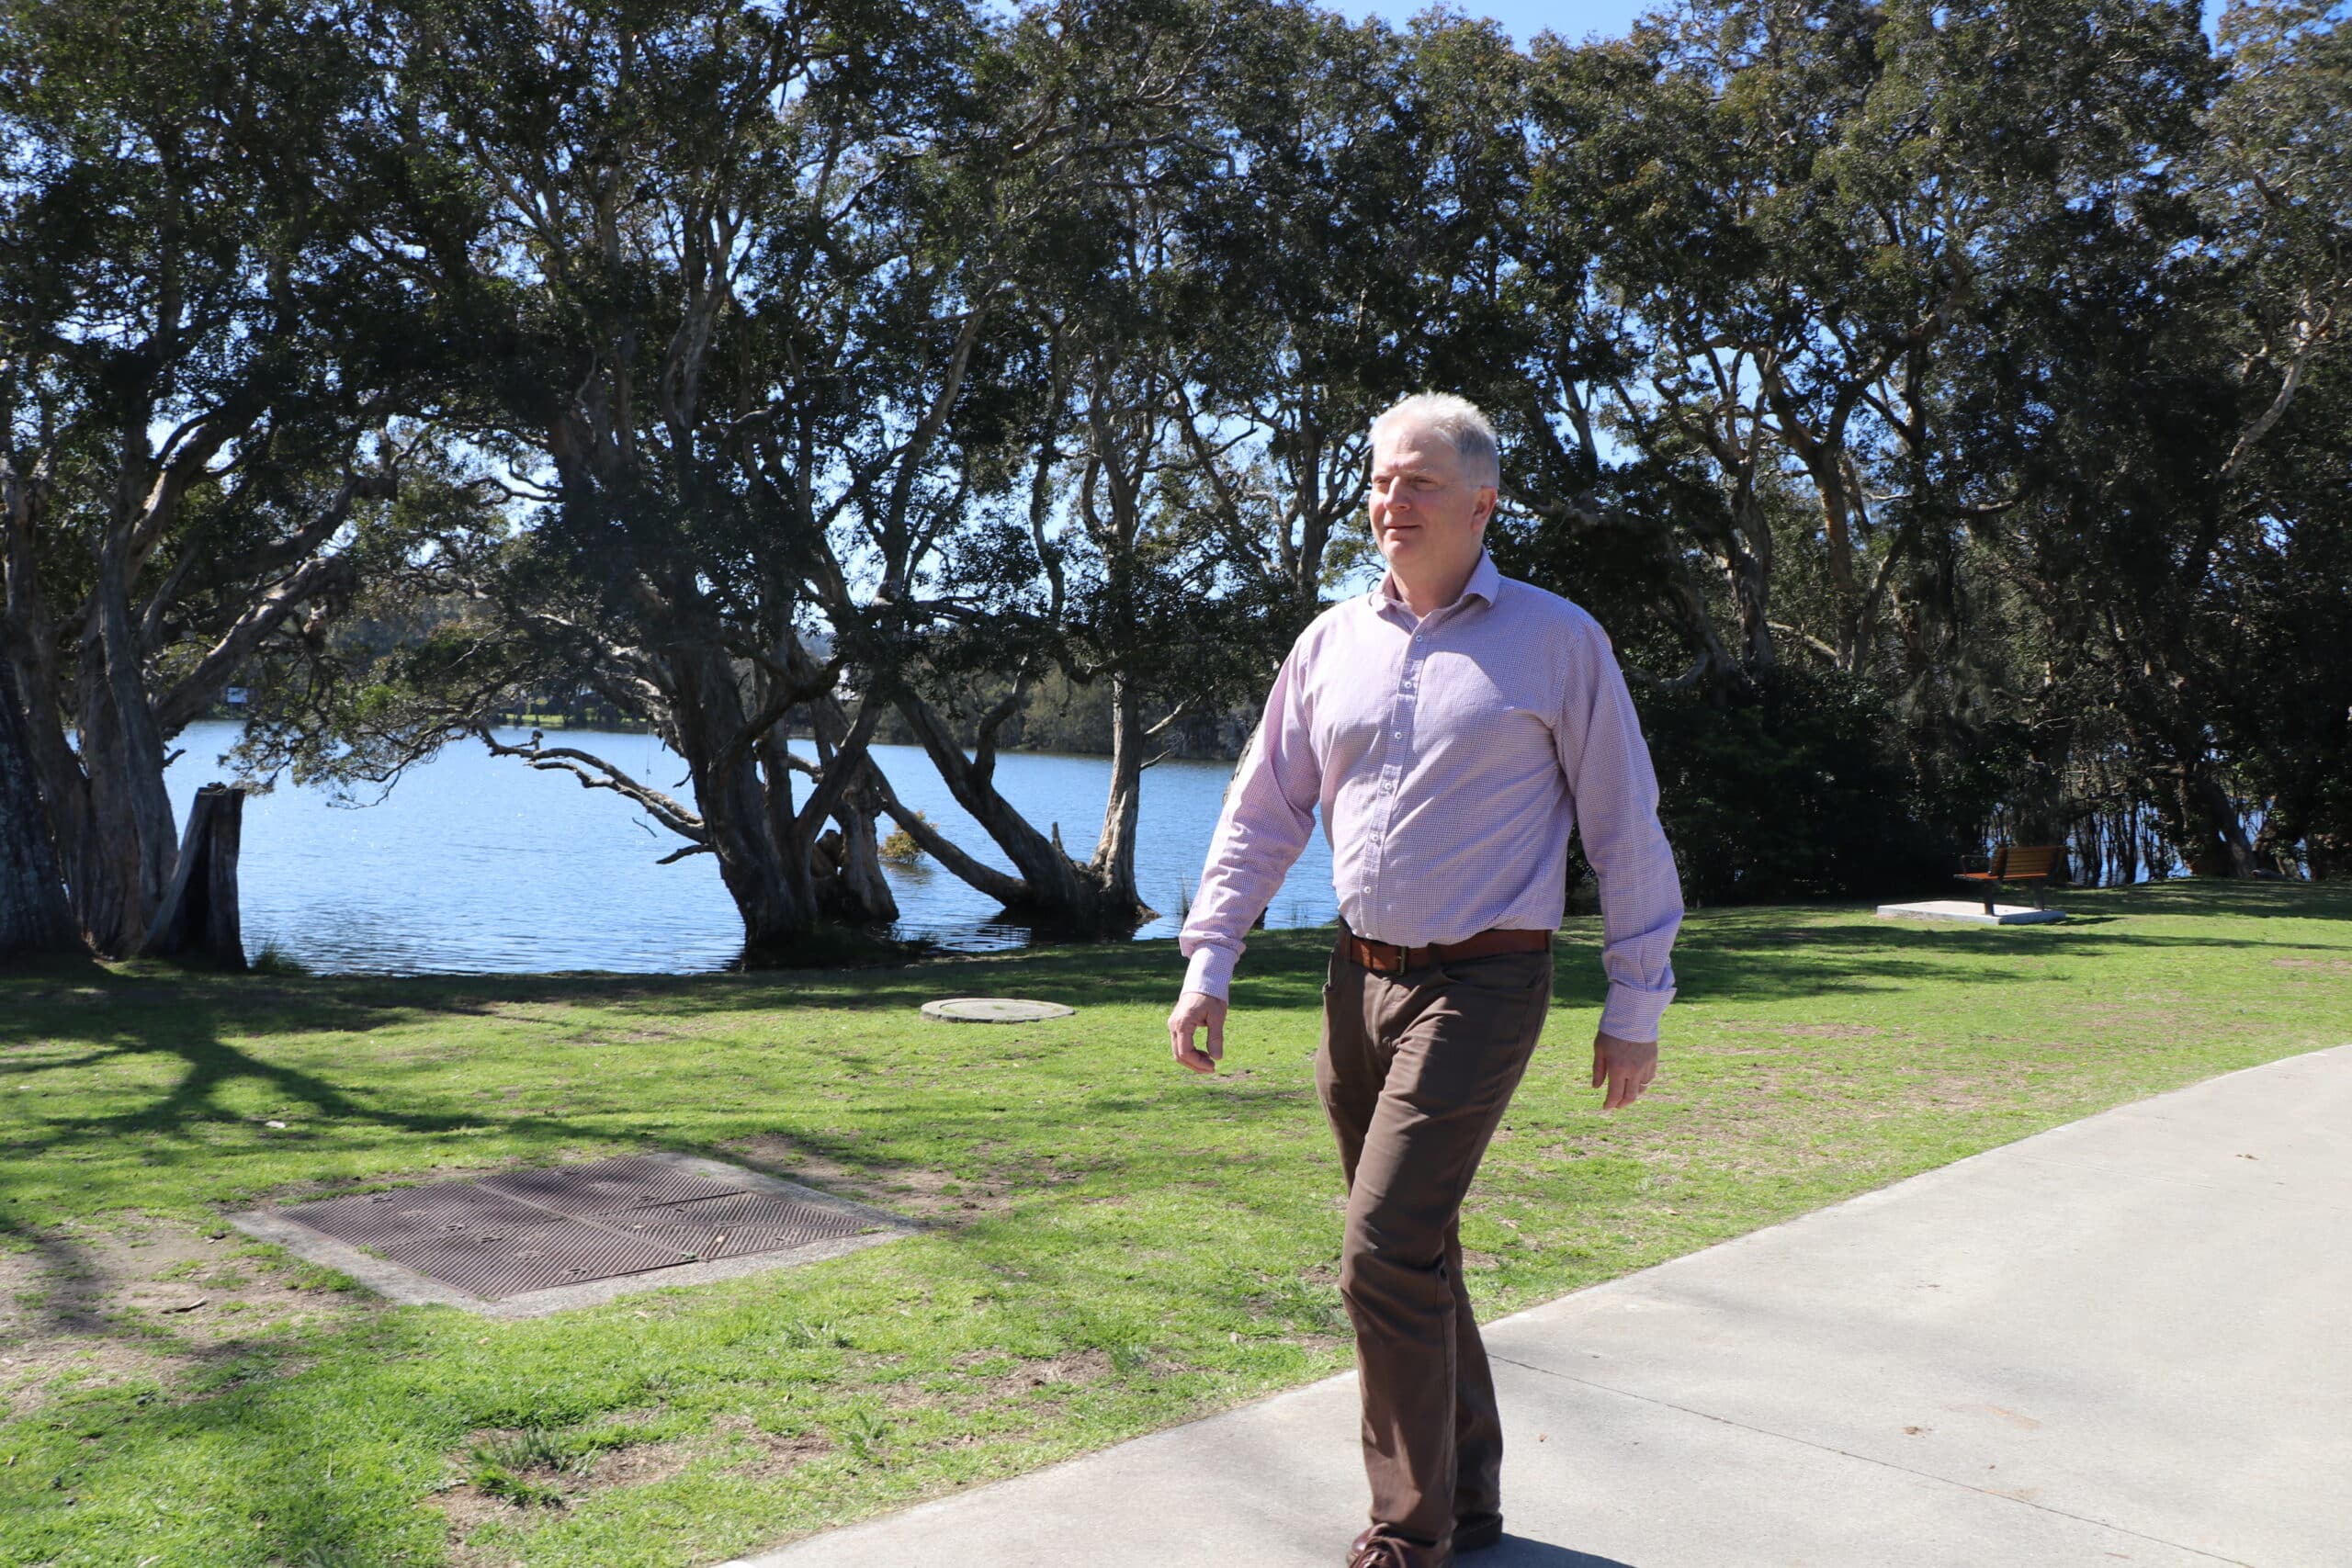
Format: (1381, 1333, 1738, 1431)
(727, 1045, 2352, 1568)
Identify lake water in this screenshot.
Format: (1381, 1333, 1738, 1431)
(161, 721, 1337, 975)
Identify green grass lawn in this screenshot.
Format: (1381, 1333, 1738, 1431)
(3, 882, 2348, 1568)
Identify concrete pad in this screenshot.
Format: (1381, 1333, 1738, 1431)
(727, 1047, 2352, 1568)
(1877, 899, 2068, 925)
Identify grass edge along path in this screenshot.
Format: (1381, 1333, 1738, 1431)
(2, 881, 2347, 1568)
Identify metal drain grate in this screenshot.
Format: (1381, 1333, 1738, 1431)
(373, 1222, 693, 1299)
(272, 1156, 888, 1302)
(283, 1184, 562, 1249)
(604, 1191, 875, 1260)
(479, 1156, 747, 1216)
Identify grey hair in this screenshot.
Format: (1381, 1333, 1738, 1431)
(1371, 392, 1501, 491)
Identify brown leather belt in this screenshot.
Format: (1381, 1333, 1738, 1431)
(1343, 925, 1552, 977)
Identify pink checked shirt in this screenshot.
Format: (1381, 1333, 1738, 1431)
(1179, 550, 1683, 1041)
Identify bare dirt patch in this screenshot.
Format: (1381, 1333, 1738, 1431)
(714, 1411, 834, 1480)
(580, 1436, 700, 1488)
(425, 1485, 529, 1568)
(722, 1133, 1012, 1224)
(0, 1220, 371, 1417)
(2271, 958, 2352, 974)
(429, 1426, 712, 1563)
(960, 1347, 1116, 1399)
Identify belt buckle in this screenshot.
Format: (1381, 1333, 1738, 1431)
(1362, 939, 1406, 977)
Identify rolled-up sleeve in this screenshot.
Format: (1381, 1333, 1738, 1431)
(1179, 641, 1322, 999)
(1554, 624, 1683, 1041)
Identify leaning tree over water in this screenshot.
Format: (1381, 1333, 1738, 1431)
(0, 0, 474, 958)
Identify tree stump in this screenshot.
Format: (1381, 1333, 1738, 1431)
(138, 784, 248, 970)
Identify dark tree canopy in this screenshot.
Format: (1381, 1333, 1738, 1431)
(4, 0, 2346, 965)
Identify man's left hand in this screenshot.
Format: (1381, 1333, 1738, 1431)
(1590, 1032, 1658, 1111)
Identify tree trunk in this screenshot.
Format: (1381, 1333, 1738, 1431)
(6, 509, 236, 957)
(1723, 487, 1779, 679)
(86, 520, 184, 945)
(0, 685, 79, 958)
(823, 782, 899, 924)
(13, 600, 167, 955)
(665, 639, 822, 959)
(2181, 760, 2259, 877)
(790, 692, 897, 925)
(138, 784, 247, 969)
(1654, 563, 1745, 695)
(860, 751, 1031, 907)
(892, 691, 1149, 935)
(1085, 672, 1154, 921)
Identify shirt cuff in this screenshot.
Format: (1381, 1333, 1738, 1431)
(1600, 981, 1674, 1043)
(1182, 943, 1238, 1001)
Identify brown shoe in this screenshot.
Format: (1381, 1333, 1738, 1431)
(1347, 1527, 1454, 1568)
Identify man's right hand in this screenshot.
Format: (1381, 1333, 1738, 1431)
(1167, 990, 1228, 1074)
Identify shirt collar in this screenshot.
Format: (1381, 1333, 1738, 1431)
(1369, 549, 1504, 616)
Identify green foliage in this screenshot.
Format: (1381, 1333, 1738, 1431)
(469, 1464, 568, 1509)
(8, 0, 2350, 980)
(879, 813, 932, 865)
(779, 1320, 853, 1349)
(1636, 671, 1978, 905)
(247, 940, 313, 977)
(833, 1406, 892, 1468)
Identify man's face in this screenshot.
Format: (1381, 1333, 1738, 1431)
(1367, 416, 1496, 580)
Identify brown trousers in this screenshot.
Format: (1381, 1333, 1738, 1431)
(1317, 928, 1555, 1552)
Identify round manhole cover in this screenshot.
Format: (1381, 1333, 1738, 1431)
(921, 997, 1077, 1023)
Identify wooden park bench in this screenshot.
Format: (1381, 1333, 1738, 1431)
(1954, 844, 2063, 914)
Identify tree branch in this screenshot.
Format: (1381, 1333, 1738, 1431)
(472, 728, 707, 844)
(861, 759, 1031, 908)
(150, 554, 357, 735)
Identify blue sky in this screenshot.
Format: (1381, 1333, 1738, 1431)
(1337, 0, 1655, 47)
(1335, 0, 2233, 50)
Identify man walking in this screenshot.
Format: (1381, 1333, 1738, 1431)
(1166, 393, 1683, 1568)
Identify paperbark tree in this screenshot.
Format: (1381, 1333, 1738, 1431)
(0, 679, 76, 958)
(2201, 0, 2352, 873)
(862, 0, 1233, 936)
(0, 0, 445, 957)
(1524, 0, 2215, 691)
(375, 0, 1041, 953)
(1166, 11, 1535, 636)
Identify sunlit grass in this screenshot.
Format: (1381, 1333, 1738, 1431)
(2, 880, 2346, 1567)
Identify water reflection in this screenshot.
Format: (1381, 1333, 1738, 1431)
(161, 722, 1338, 975)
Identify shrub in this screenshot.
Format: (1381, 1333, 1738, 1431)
(880, 811, 931, 865)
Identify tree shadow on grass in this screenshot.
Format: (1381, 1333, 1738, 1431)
(1, 1261, 429, 1568)
(0, 961, 1355, 1565)
(6, 881, 2346, 1042)
(7, 893, 2346, 1182)
(0, 931, 1332, 1223)
(3, 883, 2338, 1567)
(1623, 894, 2352, 1010)
(2054, 879, 2352, 922)
(0, 989, 616, 1160)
